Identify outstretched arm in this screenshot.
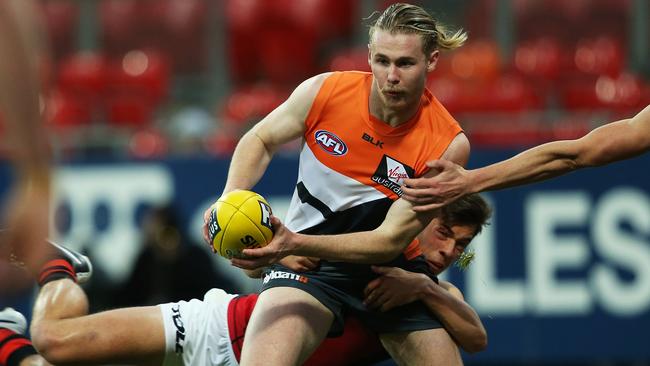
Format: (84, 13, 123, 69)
(402, 105, 650, 211)
(364, 266, 487, 353)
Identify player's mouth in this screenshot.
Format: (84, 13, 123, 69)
(427, 260, 444, 274)
(383, 90, 404, 98)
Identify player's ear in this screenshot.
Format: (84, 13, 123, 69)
(367, 44, 372, 68)
(426, 50, 439, 72)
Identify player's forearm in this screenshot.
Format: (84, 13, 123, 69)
(468, 140, 580, 193)
(420, 281, 487, 353)
(470, 106, 650, 193)
(290, 230, 405, 263)
(223, 130, 274, 194)
(290, 199, 432, 263)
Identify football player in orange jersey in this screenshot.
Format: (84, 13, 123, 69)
(207, 3, 474, 365)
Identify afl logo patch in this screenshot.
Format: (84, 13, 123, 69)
(314, 130, 348, 156)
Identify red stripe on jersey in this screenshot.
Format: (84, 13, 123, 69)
(227, 294, 258, 362)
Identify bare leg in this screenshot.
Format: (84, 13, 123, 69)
(380, 328, 463, 366)
(20, 355, 52, 366)
(239, 287, 334, 366)
(30, 279, 166, 366)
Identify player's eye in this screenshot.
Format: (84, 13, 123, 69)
(436, 228, 448, 238)
(375, 58, 389, 65)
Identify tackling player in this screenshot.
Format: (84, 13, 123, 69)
(0, 194, 490, 366)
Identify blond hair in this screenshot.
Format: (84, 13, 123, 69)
(368, 3, 467, 55)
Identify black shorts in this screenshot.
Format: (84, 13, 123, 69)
(259, 254, 443, 337)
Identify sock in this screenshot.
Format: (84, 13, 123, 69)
(38, 258, 77, 286)
(0, 329, 37, 366)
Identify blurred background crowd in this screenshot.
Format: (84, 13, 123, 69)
(23, 0, 650, 158)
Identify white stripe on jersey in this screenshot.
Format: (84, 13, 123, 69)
(285, 144, 385, 232)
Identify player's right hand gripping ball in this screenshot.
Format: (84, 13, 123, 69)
(207, 190, 274, 259)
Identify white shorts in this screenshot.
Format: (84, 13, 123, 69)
(159, 289, 238, 366)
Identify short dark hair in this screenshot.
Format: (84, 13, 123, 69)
(438, 193, 491, 236)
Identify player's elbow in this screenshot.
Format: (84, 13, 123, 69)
(463, 331, 488, 354)
(31, 322, 77, 365)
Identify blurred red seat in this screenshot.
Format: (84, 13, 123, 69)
(220, 84, 289, 127)
(259, 29, 318, 86)
(128, 128, 168, 158)
(427, 76, 480, 114)
(226, 0, 349, 86)
(560, 73, 643, 111)
(573, 36, 625, 77)
(108, 50, 171, 105)
(469, 120, 545, 148)
(449, 39, 501, 83)
(55, 51, 110, 123)
(328, 47, 370, 72)
(482, 74, 544, 112)
(204, 130, 240, 157)
(46, 89, 92, 129)
(40, 0, 79, 63)
(57, 52, 109, 101)
(103, 50, 171, 126)
(226, 0, 263, 84)
(139, 0, 208, 74)
(99, 0, 142, 57)
(105, 94, 155, 127)
(514, 37, 565, 81)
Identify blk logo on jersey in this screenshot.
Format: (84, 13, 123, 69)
(362, 132, 384, 149)
(315, 130, 348, 156)
(371, 155, 415, 196)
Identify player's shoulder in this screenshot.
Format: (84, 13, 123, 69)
(439, 280, 465, 300)
(288, 72, 334, 104)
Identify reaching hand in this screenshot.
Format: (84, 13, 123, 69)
(363, 266, 431, 312)
(401, 159, 471, 212)
(230, 216, 295, 270)
(279, 255, 320, 272)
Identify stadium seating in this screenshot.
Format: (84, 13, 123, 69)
(40, 0, 79, 63)
(38, 0, 648, 152)
(105, 50, 171, 126)
(328, 47, 370, 72)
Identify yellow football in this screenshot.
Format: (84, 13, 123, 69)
(207, 190, 274, 259)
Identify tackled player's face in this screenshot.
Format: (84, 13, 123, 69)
(368, 29, 437, 111)
(418, 218, 476, 275)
